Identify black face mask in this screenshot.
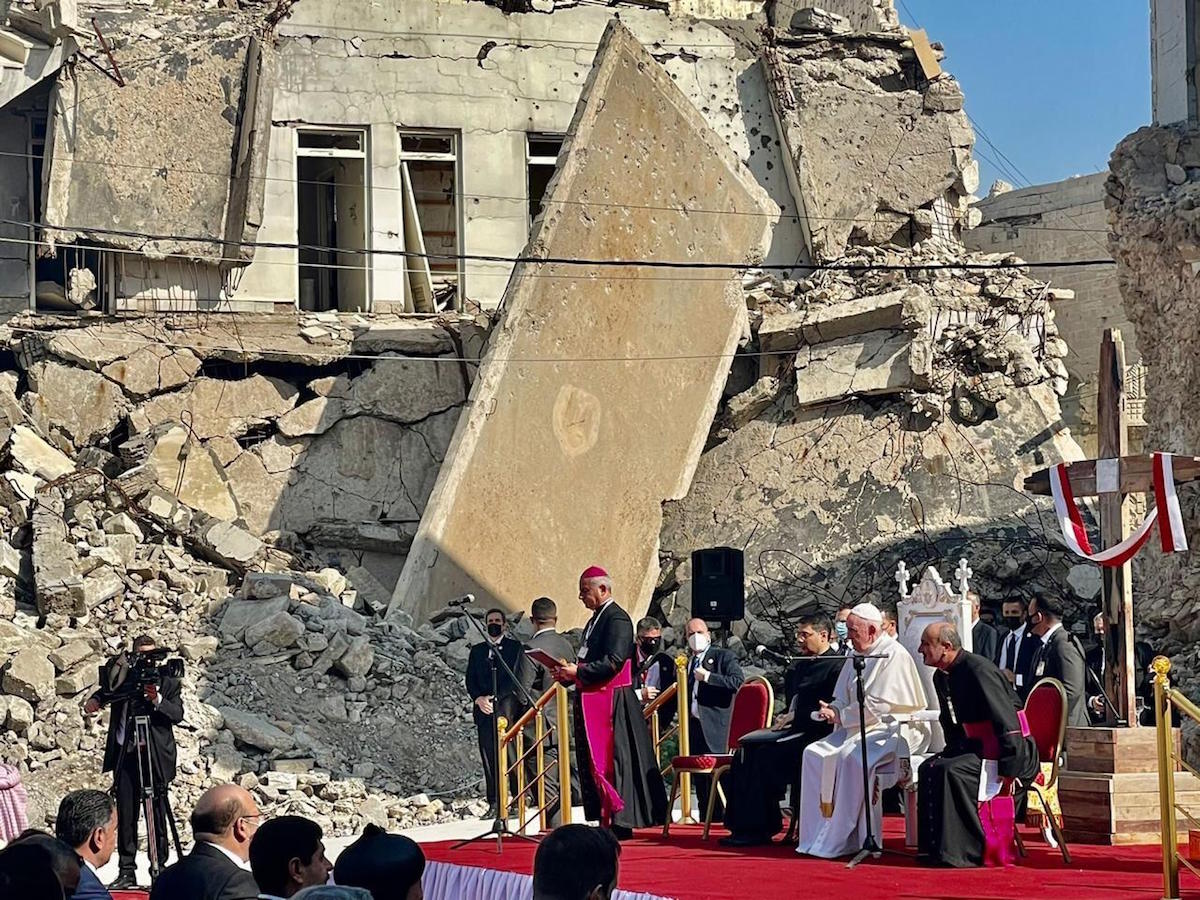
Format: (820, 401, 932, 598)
(487, 622, 503, 638)
(1026, 614, 1038, 630)
(640, 637, 662, 656)
(1003, 616, 1023, 630)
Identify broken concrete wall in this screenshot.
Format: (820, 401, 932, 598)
(232, 0, 804, 312)
(0, 105, 28, 311)
(767, 0, 900, 33)
(657, 241, 1089, 649)
(1107, 123, 1200, 694)
(1151, 0, 1196, 126)
(965, 174, 1132, 453)
(764, 27, 974, 260)
(7, 312, 475, 592)
(390, 22, 772, 630)
(42, 12, 273, 263)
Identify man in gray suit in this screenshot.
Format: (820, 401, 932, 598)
(520, 596, 579, 826)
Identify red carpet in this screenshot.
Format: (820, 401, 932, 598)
(423, 816, 1195, 899)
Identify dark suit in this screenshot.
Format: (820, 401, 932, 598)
(465, 636, 525, 805)
(1030, 626, 1089, 727)
(90, 659, 184, 876)
(518, 627, 578, 825)
(148, 842, 259, 900)
(685, 645, 744, 818)
(73, 864, 113, 900)
(971, 619, 1000, 666)
(1086, 638, 1160, 724)
(723, 648, 842, 840)
(1012, 628, 1042, 701)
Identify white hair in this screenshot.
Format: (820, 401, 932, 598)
(584, 575, 613, 592)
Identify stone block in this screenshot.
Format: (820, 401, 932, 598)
(758, 287, 926, 353)
(180, 636, 220, 661)
(795, 330, 931, 408)
(241, 572, 295, 600)
(219, 707, 295, 752)
(146, 425, 239, 522)
(8, 425, 75, 480)
(390, 23, 771, 630)
(71, 567, 124, 610)
(243, 610, 304, 649)
(130, 375, 299, 439)
(102, 345, 201, 397)
(219, 595, 290, 640)
(55, 664, 98, 696)
(3, 647, 55, 703)
(333, 636, 374, 678)
(344, 566, 390, 614)
(103, 513, 144, 542)
(26, 361, 128, 445)
(48, 640, 94, 673)
(0, 540, 20, 578)
(0, 694, 34, 732)
(727, 377, 781, 429)
(201, 520, 263, 569)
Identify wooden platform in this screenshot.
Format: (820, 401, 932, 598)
(1059, 725, 1198, 845)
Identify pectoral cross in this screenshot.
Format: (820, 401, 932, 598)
(1024, 329, 1200, 724)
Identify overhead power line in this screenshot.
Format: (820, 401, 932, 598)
(2, 218, 1117, 272)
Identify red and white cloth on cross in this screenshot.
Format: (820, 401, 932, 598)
(1050, 451, 1189, 567)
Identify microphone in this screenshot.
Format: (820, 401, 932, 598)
(447, 593, 476, 607)
(756, 645, 798, 663)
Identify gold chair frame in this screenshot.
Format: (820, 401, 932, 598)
(1015, 676, 1071, 864)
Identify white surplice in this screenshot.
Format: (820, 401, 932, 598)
(796, 632, 930, 859)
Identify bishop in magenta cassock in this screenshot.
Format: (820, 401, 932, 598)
(553, 567, 667, 837)
(917, 621, 1039, 867)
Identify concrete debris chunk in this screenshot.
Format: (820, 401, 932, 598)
(145, 426, 239, 521)
(3, 646, 56, 703)
(219, 707, 296, 753)
(333, 636, 374, 678)
(26, 361, 128, 446)
(795, 329, 932, 408)
(758, 287, 928, 353)
(9, 425, 75, 480)
(102, 345, 203, 398)
(47, 640, 95, 673)
(130, 375, 299, 440)
(103, 513, 145, 543)
(727, 377, 782, 429)
(244, 610, 305, 649)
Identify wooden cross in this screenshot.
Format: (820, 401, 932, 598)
(1024, 329, 1200, 724)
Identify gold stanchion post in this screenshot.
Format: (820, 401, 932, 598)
(675, 654, 692, 823)
(497, 715, 509, 822)
(535, 710, 547, 833)
(556, 683, 572, 825)
(1154, 657, 1180, 900)
(515, 727, 527, 828)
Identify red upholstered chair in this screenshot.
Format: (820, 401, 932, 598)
(662, 675, 773, 840)
(111, 891, 150, 900)
(1017, 677, 1071, 864)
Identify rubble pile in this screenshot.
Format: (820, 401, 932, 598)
(654, 236, 1091, 651)
(0, 312, 492, 834)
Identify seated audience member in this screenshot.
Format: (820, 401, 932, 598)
(55, 790, 118, 900)
(721, 614, 841, 847)
(293, 888, 373, 900)
(533, 824, 620, 900)
(0, 839, 75, 900)
(150, 784, 262, 900)
(333, 824, 425, 900)
(250, 815, 333, 899)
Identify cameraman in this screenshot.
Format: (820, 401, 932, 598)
(84, 634, 184, 890)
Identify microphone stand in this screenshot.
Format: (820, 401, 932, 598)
(452, 613, 543, 852)
(1071, 634, 1127, 726)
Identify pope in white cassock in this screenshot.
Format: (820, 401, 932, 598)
(796, 602, 930, 859)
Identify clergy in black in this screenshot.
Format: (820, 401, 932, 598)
(554, 568, 667, 835)
(465, 609, 527, 807)
(916, 622, 1038, 867)
(721, 614, 843, 846)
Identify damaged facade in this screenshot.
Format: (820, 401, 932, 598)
(0, 0, 1105, 828)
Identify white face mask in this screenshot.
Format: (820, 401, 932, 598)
(688, 633, 710, 654)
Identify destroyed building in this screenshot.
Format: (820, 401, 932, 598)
(1107, 0, 1200, 704)
(0, 0, 1103, 831)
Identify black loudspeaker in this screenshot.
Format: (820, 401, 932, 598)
(690, 547, 745, 621)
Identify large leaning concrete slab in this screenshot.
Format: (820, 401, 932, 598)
(389, 22, 772, 630)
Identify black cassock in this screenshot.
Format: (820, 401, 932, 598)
(722, 648, 843, 841)
(573, 602, 668, 830)
(918, 650, 1039, 867)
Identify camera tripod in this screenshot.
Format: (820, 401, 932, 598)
(111, 703, 183, 883)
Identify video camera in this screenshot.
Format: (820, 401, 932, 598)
(97, 647, 185, 706)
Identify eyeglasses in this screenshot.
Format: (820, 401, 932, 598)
(239, 814, 262, 828)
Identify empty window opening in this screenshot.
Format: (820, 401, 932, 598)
(399, 130, 459, 312)
(30, 117, 109, 313)
(296, 128, 369, 313)
(527, 133, 564, 225)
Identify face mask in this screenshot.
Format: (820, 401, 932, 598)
(834, 621, 849, 640)
(688, 633, 710, 654)
(640, 637, 662, 656)
(487, 622, 503, 638)
(1003, 616, 1023, 630)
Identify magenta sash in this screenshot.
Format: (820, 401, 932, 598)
(963, 711, 1029, 867)
(579, 659, 633, 824)
(963, 710, 1030, 759)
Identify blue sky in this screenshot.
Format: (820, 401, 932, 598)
(900, 1, 1151, 191)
